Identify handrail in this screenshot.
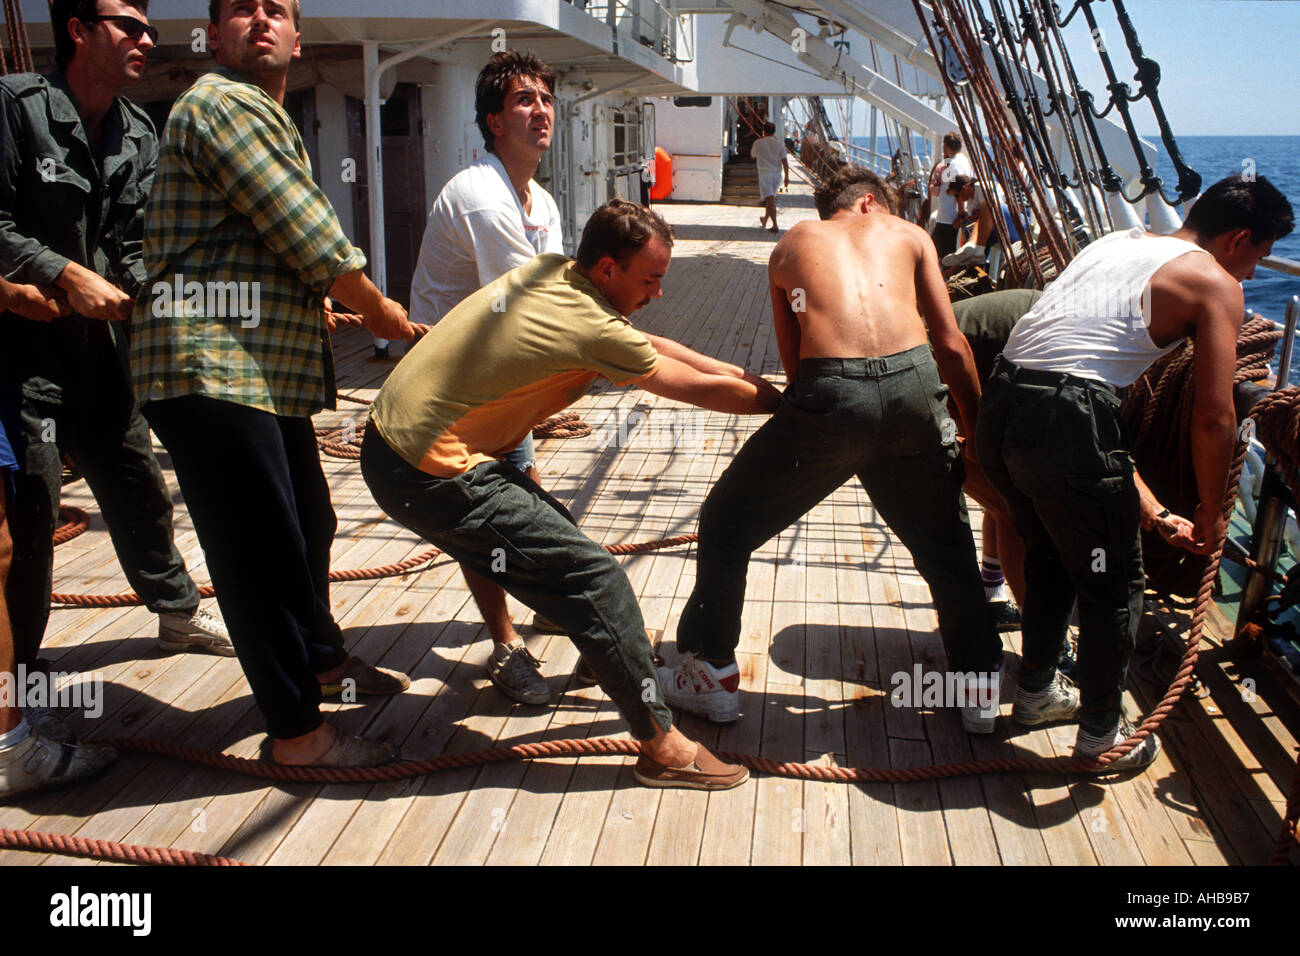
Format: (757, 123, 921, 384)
(1261, 255, 1300, 279)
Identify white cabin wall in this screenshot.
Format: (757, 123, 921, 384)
(313, 84, 355, 240)
(651, 97, 724, 202)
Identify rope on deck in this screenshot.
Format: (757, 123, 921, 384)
(0, 827, 244, 867)
(27, 396, 1300, 864)
(48, 506, 696, 606)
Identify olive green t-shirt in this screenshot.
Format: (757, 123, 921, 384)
(371, 253, 660, 476)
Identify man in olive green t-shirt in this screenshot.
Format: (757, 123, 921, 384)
(363, 200, 781, 790)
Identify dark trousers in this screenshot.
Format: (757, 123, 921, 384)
(361, 423, 673, 740)
(1, 391, 200, 666)
(976, 357, 1144, 735)
(932, 222, 959, 259)
(144, 395, 347, 739)
(676, 348, 1000, 673)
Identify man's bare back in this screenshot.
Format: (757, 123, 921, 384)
(768, 198, 984, 442)
(769, 211, 933, 360)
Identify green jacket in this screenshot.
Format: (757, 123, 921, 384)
(0, 70, 157, 405)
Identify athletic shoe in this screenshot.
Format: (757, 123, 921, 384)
(633, 743, 748, 790)
(1012, 670, 1081, 726)
(942, 243, 986, 267)
(991, 600, 1022, 633)
(158, 608, 235, 657)
(656, 653, 741, 723)
(1073, 716, 1160, 771)
(574, 656, 600, 687)
(24, 707, 75, 743)
(0, 731, 117, 798)
(957, 661, 1003, 734)
(530, 614, 567, 634)
(487, 640, 551, 705)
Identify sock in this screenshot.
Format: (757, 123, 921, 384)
(981, 556, 1007, 601)
(0, 718, 31, 751)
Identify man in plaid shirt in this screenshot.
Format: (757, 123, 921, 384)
(131, 0, 421, 767)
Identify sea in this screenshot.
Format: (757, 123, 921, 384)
(851, 134, 1300, 324)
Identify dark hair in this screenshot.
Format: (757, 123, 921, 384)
(475, 50, 556, 152)
(576, 199, 674, 269)
(53, 0, 150, 69)
(946, 174, 973, 195)
(763, 121, 776, 136)
(814, 165, 897, 219)
(942, 131, 962, 153)
(1183, 174, 1294, 245)
(209, 0, 301, 30)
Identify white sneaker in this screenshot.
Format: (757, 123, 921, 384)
(655, 653, 740, 723)
(1012, 671, 1081, 726)
(487, 640, 551, 705)
(942, 243, 986, 268)
(956, 662, 1003, 734)
(1074, 716, 1161, 772)
(158, 607, 235, 657)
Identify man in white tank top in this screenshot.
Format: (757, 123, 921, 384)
(976, 175, 1293, 770)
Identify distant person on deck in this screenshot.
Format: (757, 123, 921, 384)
(931, 132, 972, 258)
(662, 166, 1002, 732)
(407, 50, 568, 706)
(977, 174, 1294, 771)
(362, 199, 781, 790)
(753, 122, 790, 232)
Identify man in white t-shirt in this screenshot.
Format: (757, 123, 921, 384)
(752, 122, 789, 232)
(933, 132, 972, 257)
(407, 50, 567, 705)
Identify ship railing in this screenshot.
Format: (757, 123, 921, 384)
(1234, 295, 1300, 665)
(579, 0, 689, 63)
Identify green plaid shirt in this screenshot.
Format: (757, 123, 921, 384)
(131, 68, 366, 417)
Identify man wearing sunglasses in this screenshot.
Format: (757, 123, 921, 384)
(0, 0, 233, 743)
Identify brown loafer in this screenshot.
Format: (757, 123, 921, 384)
(633, 744, 749, 790)
(319, 656, 411, 699)
(262, 733, 400, 768)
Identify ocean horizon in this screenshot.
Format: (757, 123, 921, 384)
(851, 133, 1300, 325)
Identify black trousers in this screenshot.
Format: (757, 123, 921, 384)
(976, 357, 1145, 735)
(677, 350, 1001, 674)
(1, 388, 200, 666)
(144, 394, 348, 739)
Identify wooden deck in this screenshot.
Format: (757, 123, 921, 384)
(2, 189, 1297, 867)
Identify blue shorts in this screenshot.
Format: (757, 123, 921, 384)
(0, 414, 15, 501)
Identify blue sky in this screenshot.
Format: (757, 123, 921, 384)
(1060, 0, 1300, 136)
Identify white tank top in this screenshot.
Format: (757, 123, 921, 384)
(1002, 227, 1211, 387)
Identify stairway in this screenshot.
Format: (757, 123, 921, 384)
(720, 156, 760, 206)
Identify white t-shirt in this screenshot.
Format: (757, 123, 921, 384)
(410, 153, 564, 324)
(752, 135, 786, 173)
(1003, 228, 1209, 387)
(937, 151, 973, 224)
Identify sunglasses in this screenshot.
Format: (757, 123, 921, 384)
(79, 14, 160, 44)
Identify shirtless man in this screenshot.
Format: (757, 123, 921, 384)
(977, 174, 1293, 770)
(662, 165, 1001, 730)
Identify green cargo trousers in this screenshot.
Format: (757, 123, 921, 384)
(676, 347, 1001, 674)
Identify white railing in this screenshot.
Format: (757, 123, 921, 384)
(577, 0, 687, 62)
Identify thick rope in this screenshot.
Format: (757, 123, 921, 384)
(0, 827, 244, 867)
